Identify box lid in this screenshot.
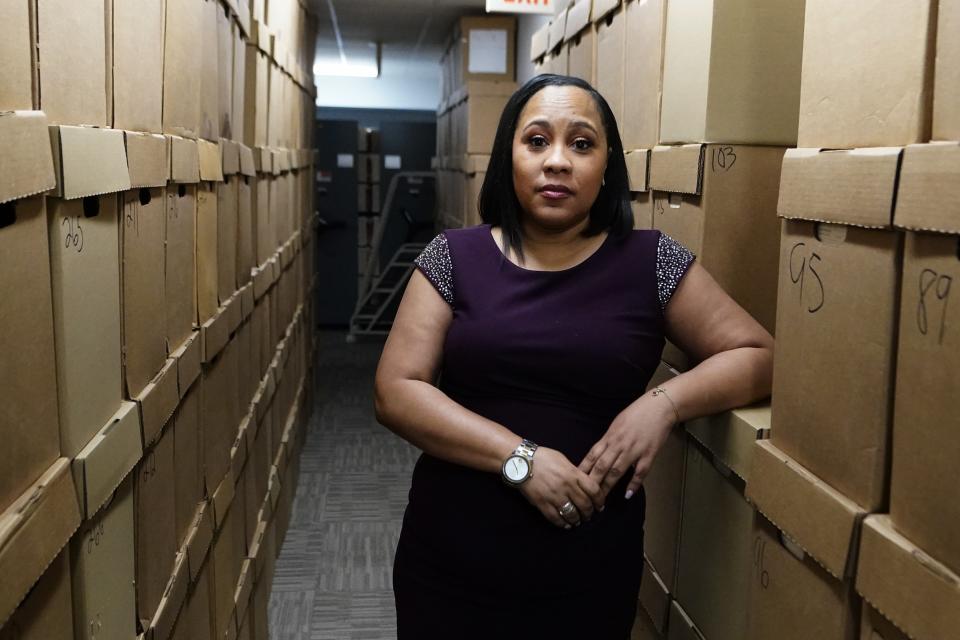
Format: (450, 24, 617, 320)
(198, 139, 224, 182)
(0, 112, 56, 204)
(210, 469, 235, 532)
(565, 0, 594, 39)
(650, 144, 704, 195)
(50, 126, 131, 200)
(638, 556, 670, 634)
(745, 440, 864, 580)
(893, 142, 960, 234)
(148, 550, 189, 640)
(548, 10, 569, 52)
(72, 400, 144, 519)
(169, 136, 200, 184)
(777, 147, 901, 228)
(668, 600, 706, 640)
(221, 139, 241, 176)
(135, 358, 179, 447)
(172, 331, 202, 399)
(125, 132, 169, 188)
(591, 0, 621, 22)
(531, 21, 550, 61)
(184, 504, 213, 582)
(686, 404, 770, 484)
(857, 515, 960, 640)
(625, 149, 650, 192)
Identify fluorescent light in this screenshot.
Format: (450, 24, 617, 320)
(314, 61, 379, 78)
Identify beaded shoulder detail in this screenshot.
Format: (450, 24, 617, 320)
(413, 234, 454, 306)
(656, 233, 696, 312)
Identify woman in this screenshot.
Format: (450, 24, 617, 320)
(374, 75, 773, 638)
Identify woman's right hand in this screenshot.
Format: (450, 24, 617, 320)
(516, 447, 605, 529)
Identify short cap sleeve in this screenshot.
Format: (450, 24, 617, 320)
(656, 233, 696, 311)
(414, 233, 454, 306)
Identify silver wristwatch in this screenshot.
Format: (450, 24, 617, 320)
(502, 439, 538, 486)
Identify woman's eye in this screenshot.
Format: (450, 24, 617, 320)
(573, 139, 593, 151)
(529, 135, 548, 148)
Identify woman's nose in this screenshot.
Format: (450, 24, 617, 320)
(543, 145, 572, 173)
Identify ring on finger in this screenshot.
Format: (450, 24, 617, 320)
(559, 501, 579, 523)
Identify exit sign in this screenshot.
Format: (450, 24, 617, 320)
(486, 0, 555, 15)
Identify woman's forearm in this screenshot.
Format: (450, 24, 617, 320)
(657, 346, 773, 423)
(374, 379, 520, 474)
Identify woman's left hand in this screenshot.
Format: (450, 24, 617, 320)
(578, 394, 676, 501)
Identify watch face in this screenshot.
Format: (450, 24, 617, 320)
(504, 456, 529, 483)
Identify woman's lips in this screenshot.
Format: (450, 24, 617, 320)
(539, 185, 573, 200)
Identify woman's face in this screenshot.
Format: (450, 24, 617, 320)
(512, 85, 608, 233)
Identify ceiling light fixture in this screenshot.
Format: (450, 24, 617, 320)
(314, 60, 380, 78)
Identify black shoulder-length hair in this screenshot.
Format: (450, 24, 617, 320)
(476, 73, 634, 262)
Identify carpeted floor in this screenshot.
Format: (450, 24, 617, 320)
(269, 331, 419, 639)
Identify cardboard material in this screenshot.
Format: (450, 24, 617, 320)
(631, 605, 664, 640)
(685, 404, 770, 484)
(232, 25, 246, 144)
(184, 505, 214, 584)
(0, 458, 81, 628)
(676, 442, 754, 640)
(626, 150, 650, 192)
(860, 604, 910, 640)
(244, 46, 270, 149)
(134, 425, 177, 627)
(217, 6, 235, 139)
(642, 407, 685, 590)
(622, 0, 666, 151)
(595, 6, 625, 127)
(221, 140, 241, 176)
(857, 515, 960, 640)
(0, 0, 34, 112)
(70, 479, 137, 640)
(237, 176, 255, 289)
(746, 440, 865, 581)
(163, 0, 202, 137)
(202, 340, 241, 497)
(148, 550, 188, 640)
(122, 187, 168, 399)
(174, 383, 202, 552)
(651, 144, 785, 333)
(218, 179, 240, 303)
(72, 400, 143, 519)
(798, 0, 936, 148)
(37, 0, 108, 126)
(0, 550, 73, 640)
(113, 0, 164, 132)
(778, 148, 902, 229)
(125, 133, 169, 188)
(197, 183, 220, 324)
(888, 226, 960, 576)
(173, 331, 202, 397)
(47, 194, 123, 459)
(49, 126, 131, 200)
(0, 112, 56, 204)
(770, 219, 901, 510)
(170, 137, 201, 184)
(933, 0, 960, 140)
(748, 513, 859, 640)
(166, 185, 198, 354)
(631, 193, 652, 230)
(893, 143, 960, 234)
(136, 358, 179, 448)
(199, 0, 220, 141)
(659, 0, 804, 145)
(530, 21, 550, 62)
(210, 505, 239, 640)
(667, 600, 704, 640)
(0, 196, 61, 515)
(199, 140, 225, 182)
(638, 557, 670, 636)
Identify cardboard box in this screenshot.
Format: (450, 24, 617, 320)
(631, 193, 652, 230)
(772, 148, 903, 510)
(934, 0, 960, 141)
(172, 331, 202, 398)
(254, 176, 273, 266)
(659, 0, 805, 145)
(134, 424, 177, 627)
(798, 0, 936, 148)
(622, 0, 666, 151)
(36, 0, 108, 126)
(675, 441, 754, 640)
(650, 144, 785, 333)
(0, 550, 73, 640)
(0, 1, 34, 112)
(454, 16, 517, 87)
(0, 195, 61, 515)
(219, 179, 240, 304)
(135, 357, 180, 448)
(203, 339, 241, 496)
(232, 20, 247, 142)
(632, 604, 664, 640)
(47, 193, 124, 459)
(200, 0, 221, 141)
(112, 0, 164, 132)
(685, 404, 770, 484)
(887, 142, 960, 575)
(857, 515, 960, 640)
(166, 185, 198, 353)
(626, 149, 650, 193)
(210, 503, 239, 640)
(638, 557, 670, 636)
(49, 126, 131, 200)
(564, 0, 596, 84)
(217, 5, 235, 139)
(70, 478, 137, 640)
(163, 0, 202, 138)
(595, 6, 625, 127)
(746, 440, 865, 581)
(0, 112, 56, 204)
(174, 381, 203, 551)
(860, 604, 910, 640)
(72, 400, 143, 519)
(237, 175, 255, 290)
(530, 20, 550, 63)
(666, 600, 703, 640)
(147, 549, 189, 640)
(748, 513, 860, 640)
(197, 183, 220, 324)
(0, 458, 81, 628)
(172, 559, 214, 640)
(184, 504, 215, 584)
(170, 136, 201, 184)
(642, 422, 685, 591)
(125, 132, 169, 188)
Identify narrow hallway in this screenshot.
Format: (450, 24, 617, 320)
(269, 332, 418, 640)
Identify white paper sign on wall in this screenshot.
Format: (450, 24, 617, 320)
(468, 29, 508, 74)
(486, 0, 555, 14)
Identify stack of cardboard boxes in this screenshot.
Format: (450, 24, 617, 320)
(357, 130, 382, 290)
(435, 16, 517, 229)
(0, 0, 319, 638)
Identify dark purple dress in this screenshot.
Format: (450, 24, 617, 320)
(393, 224, 694, 639)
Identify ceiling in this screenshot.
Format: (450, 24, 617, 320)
(307, 0, 489, 69)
